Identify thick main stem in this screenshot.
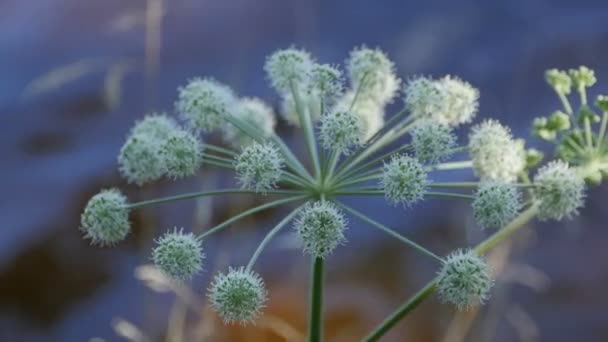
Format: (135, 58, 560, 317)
(308, 256, 325, 342)
(362, 204, 539, 341)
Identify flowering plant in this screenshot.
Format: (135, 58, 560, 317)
(80, 46, 606, 341)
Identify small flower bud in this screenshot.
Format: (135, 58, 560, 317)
(346, 46, 401, 104)
(159, 129, 203, 179)
(525, 148, 544, 169)
(235, 142, 284, 193)
(534, 160, 585, 221)
(309, 63, 344, 105)
(545, 69, 572, 95)
(569, 66, 596, 89)
(294, 201, 347, 258)
(222, 97, 276, 148)
(264, 48, 314, 93)
(381, 155, 428, 206)
(468, 119, 526, 182)
(437, 249, 493, 310)
(595, 95, 608, 112)
(320, 108, 363, 155)
(80, 189, 130, 246)
(176, 78, 236, 132)
(208, 267, 267, 325)
(410, 121, 457, 165)
(473, 182, 522, 229)
(152, 228, 204, 280)
(118, 134, 166, 185)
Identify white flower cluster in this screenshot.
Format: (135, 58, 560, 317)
(235, 142, 285, 193)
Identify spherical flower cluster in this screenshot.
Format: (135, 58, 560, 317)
(410, 121, 457, 165)
(118, 134, 166, 185)
(437, 249, 494, 310)
(346, 46, 401, 104)
(222, 97, 276, 148)
(152, 228, 204, 280)
(293, 201, 347, 258)
(264, 48, 314, 94)
(320, 109, 363, 155)
(235, 142, 284, 193)
(569, 66, 596, 89)
(159, 130, 203, 179)
(176, 78, 236, 132)
(208, 267, 267, 325)
(403, 76, 479, 127)
(80, 189, 130, 246)
(381, 155, 428, 207)
(534, 160, 586, 221)
(545, 69, 572, 95)
(472, 181, 522, 229)
(333, 91, 385, 141)
(309, 63, 344, 105)
(130, 114, 178, 139)
(468, 119, 526, 183)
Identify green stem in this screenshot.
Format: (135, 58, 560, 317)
(245, 205, 303, 272)
(338, 203, 443, 262)
(362, 204, 539, 341)
(308, 256, 324, 342)
(426, 191, 474, 200)
(432, 160, 473, 171)
(202, 143, 237, 157)
(335, 144, 411, 184)
(558, 92, 574, 116)
(290, 79, 321, 178)
(584, 116, 593, 148)
(198, 195, 309, 240)
(202, 158, 234, 170)
(597, 112, 608, 152)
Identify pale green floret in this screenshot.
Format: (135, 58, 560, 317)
(410, 121, 457, 165)
(264, 48, 314, 94)
(534, 160, 586, 221)
(159, 129, 203, 179)
(468, 119, 526, 183)
(381, 155, 428, 207)
(545, 69, 572, 95)
(472, 181, 522, 229)
(80, 189, 130, 246)
(346, 46, 401, 104)
(569, 66, 596, 89)
(223, 97, 276, 148)
(130, 113, 178, 140)
(294, 201, 347, 259)
(320, 109, 363, 155)
(437, 249, 494, 311)
(152, 228, 204, 280)
(118, 134, 166, 185)
(235, 142, 284, 193)
(176, 78, 236, 132)
(404, 76, 479, 127)
(334, 91, 385, 141)
(309, 63, 344, 105)
(208, 267, 267, 325)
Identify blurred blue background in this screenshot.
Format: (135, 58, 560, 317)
(1, 0, 608, 341)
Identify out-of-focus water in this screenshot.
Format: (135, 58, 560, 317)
(1, 0, 608, 341)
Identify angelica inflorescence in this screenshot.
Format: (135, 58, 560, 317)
(80, 45, 605, 336)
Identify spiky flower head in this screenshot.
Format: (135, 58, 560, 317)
(80, 189, 130, 246)
(130, 113, 178, 139)
(294, 201, 347, 259)
(152, 228, 204, 280)
(309, 63, 344, 105)
(223, 98, 276, 148)
(473, 181, 522, 229)
(158, 129, 203, 179)
(534, 160, 585, 221)
(346, 46, 401, 104)
(410, 120, 457, 165)
(118, 134, 165, 185)
(208, 267, 267, 325)
(176, 78, 236, 132)
(381, 155, 428, 207)
(235, 142, 284, 193)
(545, 69, 572, 95)
(437, 249, 494, 310)
(320, 108, 363, 155)
(265, 48, 314, 94)
(468, 119, 526, 182)
(569, 66, 596, 89)
(334, 91, 385, 141)
(403, 76, 479, 127)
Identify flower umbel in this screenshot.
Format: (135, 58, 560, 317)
(294, 201, 347, 259)
(152, 228, 204, 280)
(176, 78, 235, 132)
(235, 142, 285, 193)
(381, 155, 428, 206)
(410, 120, 457, 165)
(472, 181, 522, 229)
(534, 160, 586, 221)
(80, 189, 130, 246)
